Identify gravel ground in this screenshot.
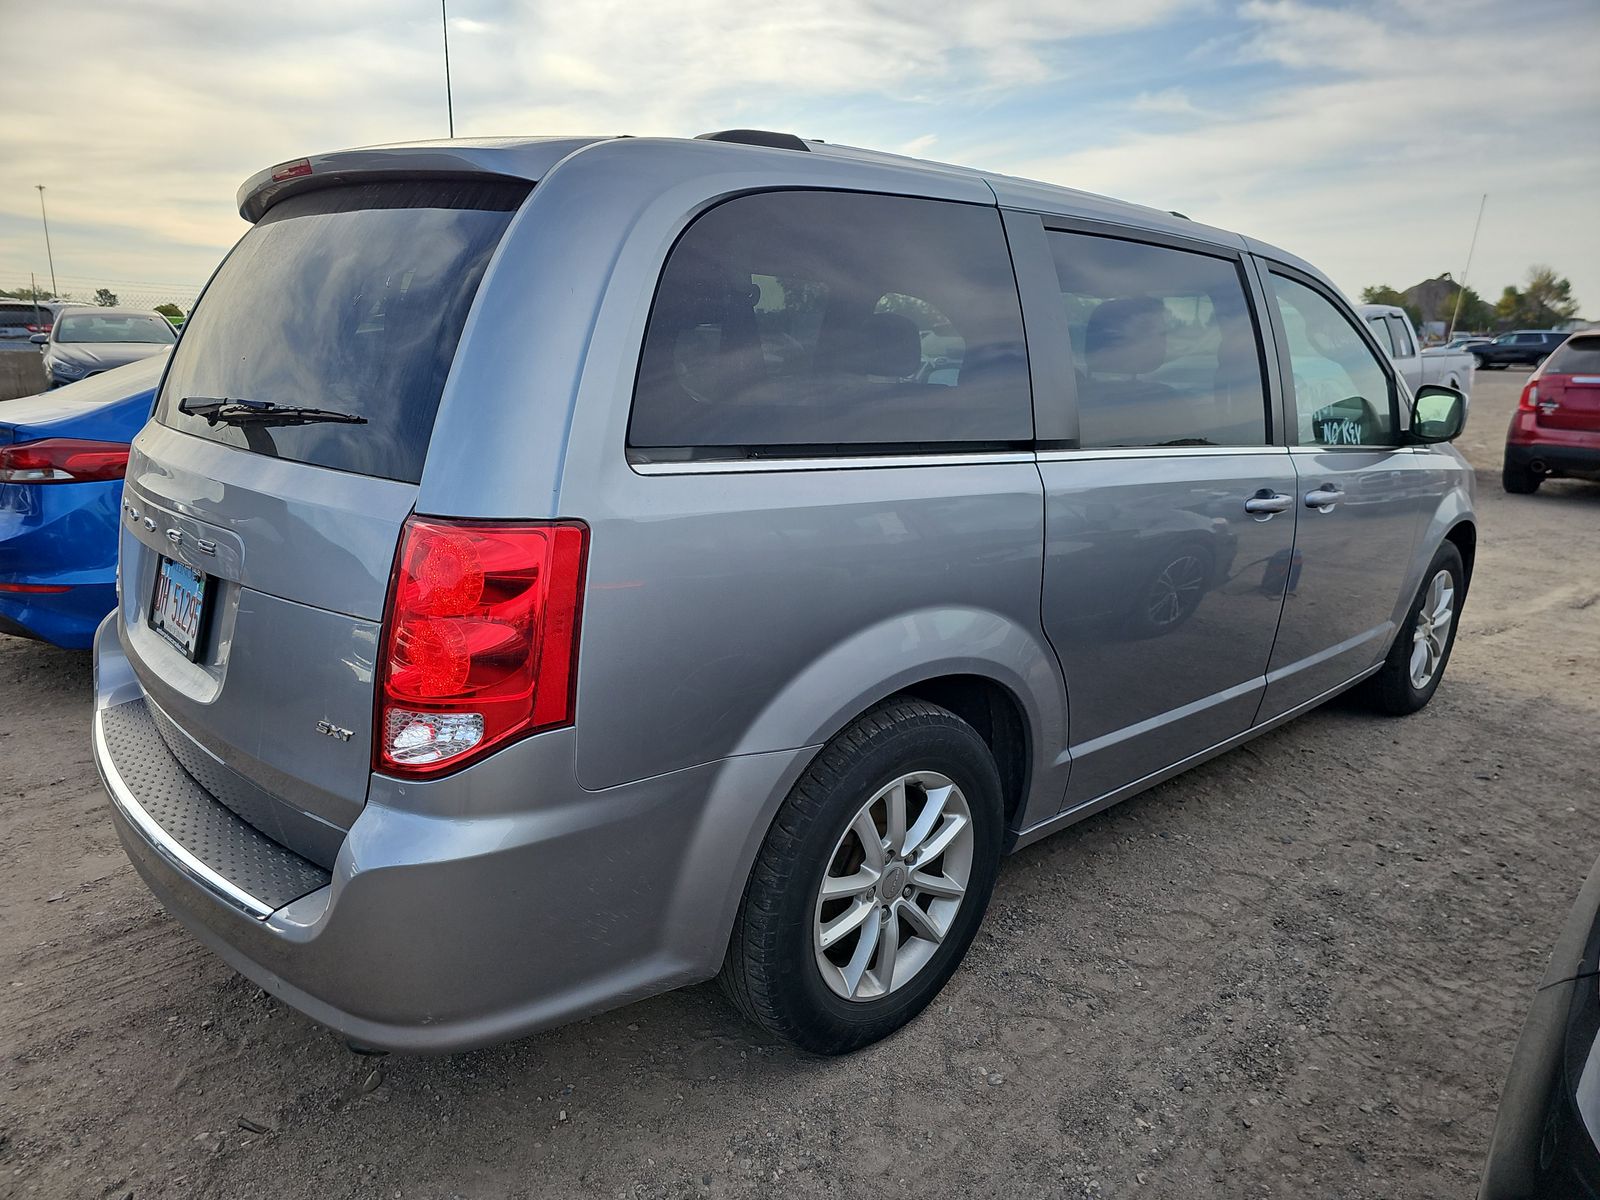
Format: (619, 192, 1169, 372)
(2, 370, 1597, 1200)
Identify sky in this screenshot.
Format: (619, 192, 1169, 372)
(1, 0, 1595, 314)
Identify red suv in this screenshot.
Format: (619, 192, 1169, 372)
(1503, 330, 1600, 494)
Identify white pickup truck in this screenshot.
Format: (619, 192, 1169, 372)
(1357, 304, 1475, 396)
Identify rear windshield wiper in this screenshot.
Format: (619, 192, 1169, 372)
(178, 397, 368, 427)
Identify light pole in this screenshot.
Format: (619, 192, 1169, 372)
(35, 185, 58, 298)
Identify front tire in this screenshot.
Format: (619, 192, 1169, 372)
(1360, 542, 1465, 716)
(719, 699, 1004, 1054)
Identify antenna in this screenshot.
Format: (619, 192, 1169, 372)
(1447, 194, 1487, 340)
(441, 0, 455, 138)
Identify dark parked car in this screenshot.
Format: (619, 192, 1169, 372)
(1480, 854, 1600, 1198)
(1503, 330, 1600, 493)
(34, 307, 175, 387)
(0, 299, 54, 345)
(1474, 330, 1568, 370)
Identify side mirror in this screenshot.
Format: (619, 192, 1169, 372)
(1410, 383, 1466, 443)
(29, 333, 48, 345)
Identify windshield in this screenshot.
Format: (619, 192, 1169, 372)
(155, 178, 528, 483)
(56, 312, 176, 344)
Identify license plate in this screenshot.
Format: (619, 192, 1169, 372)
(150, 556, 210, 660)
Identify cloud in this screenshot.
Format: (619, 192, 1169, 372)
(1130, 88, 1201, 116)
(0, 0, 1594, 315)
(1003, 0, 1600, 307)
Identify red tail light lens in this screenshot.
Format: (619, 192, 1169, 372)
(270, 158, 313, 182)
(0, 439, 131, 484)
(1517, 382, 1539, 411)
(376, 516, 588, 777)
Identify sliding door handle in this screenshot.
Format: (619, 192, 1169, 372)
(1243, 491, 1293, 517)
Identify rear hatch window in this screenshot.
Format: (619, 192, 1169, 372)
(1546, 336, 1600, 375)
(0, 303, 43, 330)
(155, 178, 529, 483)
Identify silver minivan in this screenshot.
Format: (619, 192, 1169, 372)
(93, 131, 1475, 1055)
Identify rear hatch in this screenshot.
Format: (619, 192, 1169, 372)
(1536, 335, 1600, 434)
(118, 177, 529, 864)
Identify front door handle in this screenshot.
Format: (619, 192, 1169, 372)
(1305, 486, 1345, 512)
(1243, 491, 1293, 517)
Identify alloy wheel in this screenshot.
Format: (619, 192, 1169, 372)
(1408, 568, 1456, 689)
(812, 771, 975, 1002)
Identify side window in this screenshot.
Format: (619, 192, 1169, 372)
(1366, 316, 1398, 357)
(628, 191, 1031, 457)
(1044, 231, 1268, 448)
(1385, 315, 1415, 357)
(1269, 273, 1396, 448)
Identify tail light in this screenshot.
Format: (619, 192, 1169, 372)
(23, 323, 51, 334)
(375, 516, 588, 778)
(0, 439, 131, 484)
(1517, 382, 1539, 412)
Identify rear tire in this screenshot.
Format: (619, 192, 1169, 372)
(1502, 460, 1542, 495)
(719, 699, 1004, 1055)
(1360, 542, 1465, 716)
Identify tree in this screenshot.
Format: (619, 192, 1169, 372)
(1493, 268, 1581, 329)
(94, 288, 119, 307)
(1522, 265, 1579, 324)
(1444, 286, 1494, 333)
(154, 302, 184, 325)
(1494, 285, 1522, 326)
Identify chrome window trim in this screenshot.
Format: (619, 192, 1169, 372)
(1036, 445, 1288, 463)
(94, 704, 276, 921)
(630, 451, 1036, 475)
(631, 445, 1301, 474)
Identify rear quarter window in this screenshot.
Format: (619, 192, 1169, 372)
(628, 190, 1032, 458)
(156, 179, 529, 483)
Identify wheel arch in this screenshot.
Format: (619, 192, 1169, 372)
(725, 606, 1067, 835)
(888, 674, 1033, 835)
(1444, 518, 1477, 596)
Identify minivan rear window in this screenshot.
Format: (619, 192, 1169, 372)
(629, 190, 1032, 458)
(156, 179, 529, 483)
(1546, 337, 1600, 374)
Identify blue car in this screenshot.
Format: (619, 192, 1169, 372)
(0, 353, 166, 648)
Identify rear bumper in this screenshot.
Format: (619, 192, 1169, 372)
(93, 615, 812, 1052)
(0, 582, 116, 648)
(1505, 441, 1600, 479)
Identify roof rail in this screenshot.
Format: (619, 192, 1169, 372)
(694, 129, 811, 152)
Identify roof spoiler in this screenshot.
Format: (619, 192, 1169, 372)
(694, 129, 810, 152)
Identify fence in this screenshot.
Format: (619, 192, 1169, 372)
(2, 274, 201, 317)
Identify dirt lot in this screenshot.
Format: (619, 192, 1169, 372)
(1, 369, 1596, 1199)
